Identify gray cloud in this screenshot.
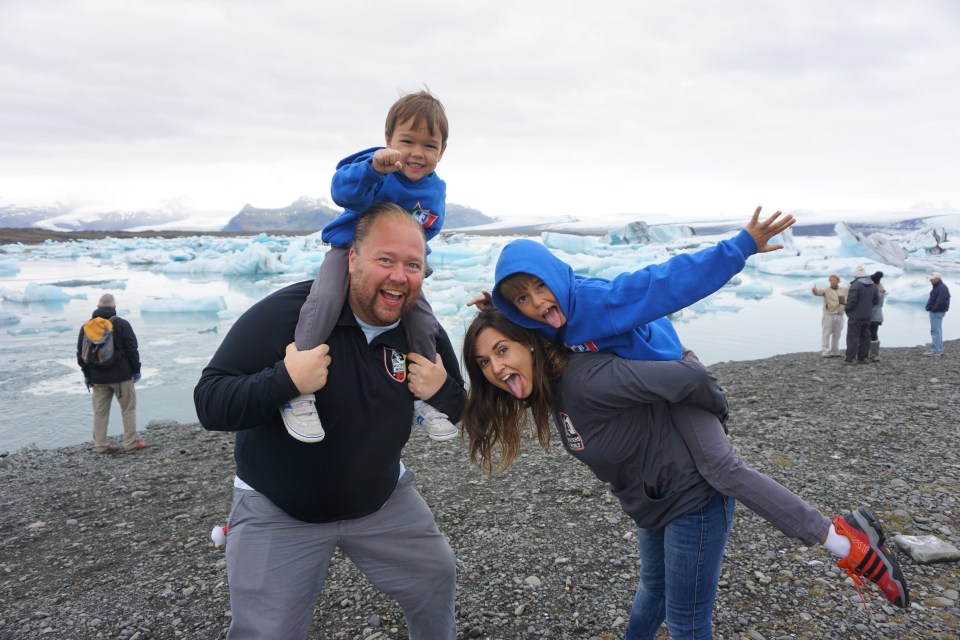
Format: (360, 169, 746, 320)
(1, 0, 958, 220)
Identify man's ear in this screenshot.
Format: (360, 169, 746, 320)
(348, 247, 357, 275)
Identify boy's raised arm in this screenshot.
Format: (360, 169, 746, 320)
(745, 206, 795, 253)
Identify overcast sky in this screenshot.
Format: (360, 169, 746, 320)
(2, 0, 959, 225)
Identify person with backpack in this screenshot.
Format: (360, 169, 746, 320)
(77, 293, 145, 454)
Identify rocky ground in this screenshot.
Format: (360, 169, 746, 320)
(1, 342, 958, 639)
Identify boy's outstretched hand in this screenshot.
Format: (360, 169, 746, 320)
(745, 206, 795, 253)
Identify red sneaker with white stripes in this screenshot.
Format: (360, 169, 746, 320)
(833, 507, 910, 608)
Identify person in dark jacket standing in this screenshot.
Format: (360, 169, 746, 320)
(924, 272, 951, 356)
(868, 271, 885, 362)
(844, 266, 879, 364)
(76, 293, 144, 453)
(194, 203, 465, 640)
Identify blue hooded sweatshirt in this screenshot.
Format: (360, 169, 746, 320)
(491, 230, 759, 360)
(321, 147, 446, 248)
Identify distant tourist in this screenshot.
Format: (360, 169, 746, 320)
(843, 266, 879, 364)
(281, 89, 457, 444)
(811, 274, 848, 357)
(868, 271, 885, 362)
(76, 293, 144, 454)
(194, 204, 465, 639)
(924, 272, 951, 356)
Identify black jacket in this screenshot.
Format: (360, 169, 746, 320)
(193, 281, 466, 523)
(844, 277, 879, 321)
(76, 307, 141, 384)
(925, 281, 951, 313)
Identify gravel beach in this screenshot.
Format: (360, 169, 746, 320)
(2, 342, 958, 640)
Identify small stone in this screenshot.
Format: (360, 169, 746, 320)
(523, 576, 541, 588)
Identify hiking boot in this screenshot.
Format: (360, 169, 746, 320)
(97, 444, 119, 454)
(125, 440, 147, 453)
(281, 394, 325, 443)
(922, 351, 942, 357)
(842, 359, 857, 365)
(833, 507, 910, 608)
(413, 402, 458, 441)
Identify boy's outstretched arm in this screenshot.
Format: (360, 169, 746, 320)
(745, 206, 796, 253)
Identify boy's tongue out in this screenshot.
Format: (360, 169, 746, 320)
(542, 306, 563, 329)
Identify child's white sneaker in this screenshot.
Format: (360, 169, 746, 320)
(413, 402, 458, 441)
(280, 394, 325, 443)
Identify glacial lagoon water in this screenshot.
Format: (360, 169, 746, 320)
(1, 232, 955, 452)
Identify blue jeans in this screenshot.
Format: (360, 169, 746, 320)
(930, 311, 946, 353)
(625, 492, 736, 640)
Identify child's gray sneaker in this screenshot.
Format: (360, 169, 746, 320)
(281, 394, 325, 443)
(413, 402, 458, 441)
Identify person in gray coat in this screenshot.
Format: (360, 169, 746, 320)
(844, 265, 879, 364)
(868, 272, 885, 362)
(461, 308, 909, 638)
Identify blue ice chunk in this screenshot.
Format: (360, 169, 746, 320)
(0, 311, 20, 326)
(142, 296, 227, 314)
(0, 259, 19, 275)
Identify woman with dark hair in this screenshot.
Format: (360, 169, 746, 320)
(869, 271, 885, 362)
(461, 308, 908, 639)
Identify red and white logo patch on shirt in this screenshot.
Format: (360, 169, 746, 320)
(383, 348, 407, 383)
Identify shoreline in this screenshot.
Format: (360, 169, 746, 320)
(1, 343, 958, 639)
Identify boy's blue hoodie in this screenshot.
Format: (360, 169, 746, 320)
(321, 147, 446, 248)
(491, 230, 759, 360)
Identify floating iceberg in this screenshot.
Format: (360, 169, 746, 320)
(141, 296, 227, 314)
(604, 221, 695, 245)
(835, 222, 908, 266)
(0, 311, 20, 326)
(157, 244, 292, 276)
(0, 259, 19, 275)
(1, 283, 82, 302)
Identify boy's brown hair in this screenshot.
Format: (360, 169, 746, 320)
(496, 272, 537, 304)
(385, 90, 449, 146)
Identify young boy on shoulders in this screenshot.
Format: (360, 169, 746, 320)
(282, 89, 457, 444)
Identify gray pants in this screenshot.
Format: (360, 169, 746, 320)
(669, 404, 831, 546)
(296, 247, 439, 360)
(224, 470, 456, 639)
(91, 380, 137, 451)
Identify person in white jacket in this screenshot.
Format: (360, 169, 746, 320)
(812, 274, 848, 357)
